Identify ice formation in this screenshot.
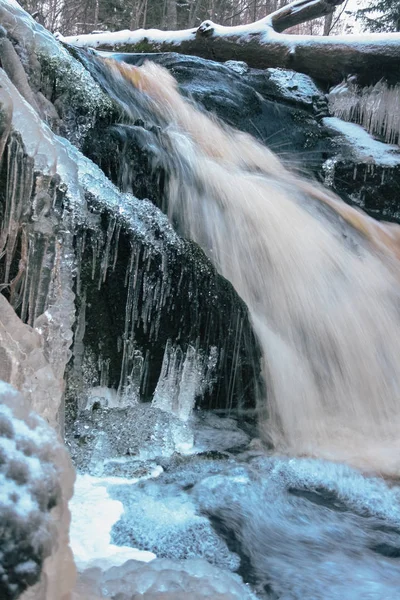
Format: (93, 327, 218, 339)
(0, 69, 76, 429)
(329, 80, 400, 146)
(152, 342, 218, 421)
(323, 116, 400, 166)
(70, 474, 156, 571)
(74, 556, 258, 599)
(0, 381, 75, 600)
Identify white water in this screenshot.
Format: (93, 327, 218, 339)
(105, 59, 400, 476)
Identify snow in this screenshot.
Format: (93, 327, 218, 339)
(69, 472, 161, 570)
(63, 26, 197, 49)
(267, 68, 323, 105)
(0, 382, 71, 599)
(323, 117, 400, 166)
(63, 15, 400, 51)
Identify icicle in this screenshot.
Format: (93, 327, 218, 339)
(328, 81, 400, 146)
(152, 342, 219, 422)
(99, 216, 116, 287)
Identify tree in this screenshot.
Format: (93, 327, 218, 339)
(357, 0, 400, 32)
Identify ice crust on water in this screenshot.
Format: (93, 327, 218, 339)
(76, 557, 258, 599)
(110, 477, 240, 572)
(191, 455, 400, 599)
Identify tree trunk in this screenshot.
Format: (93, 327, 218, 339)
(64, 0, 400, 86)
(93, 0, 99, 30)
(323, 10, 333, 35)
(165, 0, 178, 29)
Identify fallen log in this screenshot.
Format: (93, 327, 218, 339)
(63, 0, 400, 86)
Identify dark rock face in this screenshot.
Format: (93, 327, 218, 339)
(67, 195, 261, 413)
(85, 51, 334, 184)
(329, 160, 400, 223)
(0, 44, 261, 417)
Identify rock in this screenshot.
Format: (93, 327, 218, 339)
(0, 56, 261, 421)
(66, 404, 194, 474)
(0, 381, 76, 600)
(94, 52, 332, 173)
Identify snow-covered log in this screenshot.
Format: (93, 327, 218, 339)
(63, 0, 400, 86)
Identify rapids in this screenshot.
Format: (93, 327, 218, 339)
(86, 56, 400, 477)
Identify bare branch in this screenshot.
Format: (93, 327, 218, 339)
(269, 0, 344, 33)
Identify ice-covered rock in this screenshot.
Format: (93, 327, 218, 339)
(75, 557, 257, 599)
(0, 0, 113, 147)
(66, 404, 194, 475)
(0, 381, 75, 600)
(110, 477, 240, 572)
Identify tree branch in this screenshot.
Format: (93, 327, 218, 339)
(268, 0, 344, 33)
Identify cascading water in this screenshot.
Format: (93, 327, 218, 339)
(2, 0, 400, 592)
(90, 57, 400, 476)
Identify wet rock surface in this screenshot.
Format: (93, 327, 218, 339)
(102, 53, 332, 173)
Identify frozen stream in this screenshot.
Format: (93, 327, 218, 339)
(68, 409, 400, 600)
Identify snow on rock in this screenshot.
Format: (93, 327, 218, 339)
(267, 68, 323, 106)
(328, 80, 400, 146)
(0, 381, 76, 600)
(323, 117, 400, 167)
(70, 474, 157, 571)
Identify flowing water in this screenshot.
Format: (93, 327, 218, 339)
(57, 52, 400, 600)
(85, 57, 400, 477)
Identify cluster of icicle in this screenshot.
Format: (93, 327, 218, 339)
(328, 79, 400, 146)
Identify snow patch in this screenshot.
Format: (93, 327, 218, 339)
(64, 27, 196, 49)
(70, 473, 160, 570)
(323, 117, 400, 167)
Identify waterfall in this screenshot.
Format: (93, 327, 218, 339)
(97, 58, 400, 476)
